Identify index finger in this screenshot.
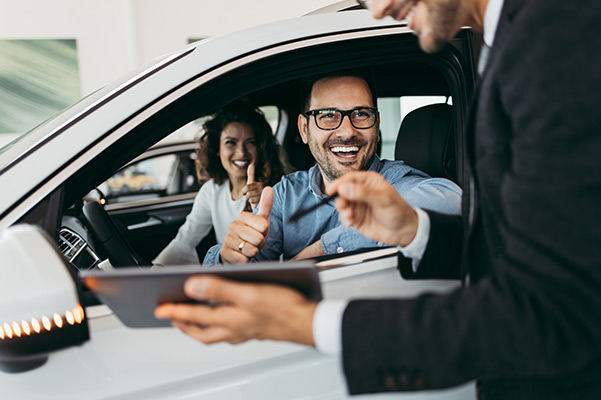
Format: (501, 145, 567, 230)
(326, 171, 390, 200)
(246, 163, 255, 184)
(325, 171, 371, 196)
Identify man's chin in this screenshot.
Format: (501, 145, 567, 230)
(330, 163, 359, 180)
(416, 24, 459, 54)
(418, 35, 447, 54)
(335, 157, 363, 171)
(322, 153, 373, 181)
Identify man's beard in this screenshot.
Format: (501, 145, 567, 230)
(418, 0, 461, 53)
(307, 132, 373, 183)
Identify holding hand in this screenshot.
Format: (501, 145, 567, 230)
(242, 163, 263, 210)
(326, 171, 419, 247)
(154, 275, 317, 345)
(220, 187, 273, 263)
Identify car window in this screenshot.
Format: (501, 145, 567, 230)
(100, 105, 280, 206)
(261, 105, 280, 133)
(377, 95, 450, 160)
(99, 151, 200, 204)
(155, 105, 280, 146)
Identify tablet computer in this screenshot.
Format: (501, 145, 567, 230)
(79, 261, 321, 328)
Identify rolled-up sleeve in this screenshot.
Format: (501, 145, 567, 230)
(203, 243, 223, 265)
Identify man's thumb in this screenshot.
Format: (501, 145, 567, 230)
(256, 186, 273, 219)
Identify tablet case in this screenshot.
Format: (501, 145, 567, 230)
(80, 261, 321, 328)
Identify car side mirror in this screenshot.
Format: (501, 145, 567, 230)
(0, 225, 89, 373)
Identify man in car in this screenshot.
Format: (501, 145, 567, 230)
(157, 0, 601, 398)
(202, 70, 462, 264)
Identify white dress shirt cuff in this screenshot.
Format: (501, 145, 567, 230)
(313, 209, 430, 355)
(397, 207, 431, 272)
(312, 299, 348, 356)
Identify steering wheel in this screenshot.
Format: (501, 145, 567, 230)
(82, 201, 148, 268)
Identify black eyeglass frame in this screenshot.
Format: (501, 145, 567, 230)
(303, 107, 379, 131)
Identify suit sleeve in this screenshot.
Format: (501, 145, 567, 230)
(398, 211, 463, 280)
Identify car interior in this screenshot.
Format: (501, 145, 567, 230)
(15, 29, 477, 306)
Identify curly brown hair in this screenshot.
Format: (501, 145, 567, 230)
(195, 101, 286, 187)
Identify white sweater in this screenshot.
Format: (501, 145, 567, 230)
(152, 179, 246, 265)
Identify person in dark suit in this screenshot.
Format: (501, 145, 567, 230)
(156, 0, 601, 398)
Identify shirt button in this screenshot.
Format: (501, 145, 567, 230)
(337, 246, 344, 253)
(377, 241, 383, 246)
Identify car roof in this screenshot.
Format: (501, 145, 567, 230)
(304, 0, 365, 15)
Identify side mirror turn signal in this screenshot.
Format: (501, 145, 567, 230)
(0, 225, 89, 373)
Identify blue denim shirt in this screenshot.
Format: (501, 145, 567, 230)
(203, 156, 462, 264)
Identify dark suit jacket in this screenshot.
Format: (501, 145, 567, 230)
(341, 0, 601, 396)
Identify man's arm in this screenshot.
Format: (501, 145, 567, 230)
(292, 240, 325, 260)
(317, 174, 461, 256)
(339, 1, 601, 393)
(326, 171, 419, 247)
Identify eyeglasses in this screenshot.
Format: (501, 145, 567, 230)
(304, 107, 378, 130)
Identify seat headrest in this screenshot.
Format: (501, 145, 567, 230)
(395, 103, 456, 182)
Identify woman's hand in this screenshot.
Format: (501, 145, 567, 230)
(242, 163, 264, 210)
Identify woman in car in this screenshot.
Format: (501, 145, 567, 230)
(153, 101, 288, 265)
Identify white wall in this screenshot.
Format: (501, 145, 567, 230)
(0, 0, 336, 96)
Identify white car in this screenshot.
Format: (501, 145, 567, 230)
(0, 5, 480, 399)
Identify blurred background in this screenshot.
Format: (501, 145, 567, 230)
(0, 0, 336, 147)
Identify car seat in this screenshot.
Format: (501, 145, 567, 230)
(395, 103, 457, 183)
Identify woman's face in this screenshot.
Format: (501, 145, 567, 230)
(218, 122, 258, 182)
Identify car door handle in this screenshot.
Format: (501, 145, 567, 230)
(127, 216, 162, 230)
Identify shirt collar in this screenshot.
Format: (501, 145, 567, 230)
(483, 0, 505, 47)
(309, 155, 383, 197)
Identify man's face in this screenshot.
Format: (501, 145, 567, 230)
(298, 76, 379, 187)
(376, 0, 475, 53)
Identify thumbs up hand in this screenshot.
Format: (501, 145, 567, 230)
(241, 163, 264, 210)
(220, 187, 273, 264)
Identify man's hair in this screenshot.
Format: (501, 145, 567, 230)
(196, 100, 285, 186)
(298, 68, 378, 112)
